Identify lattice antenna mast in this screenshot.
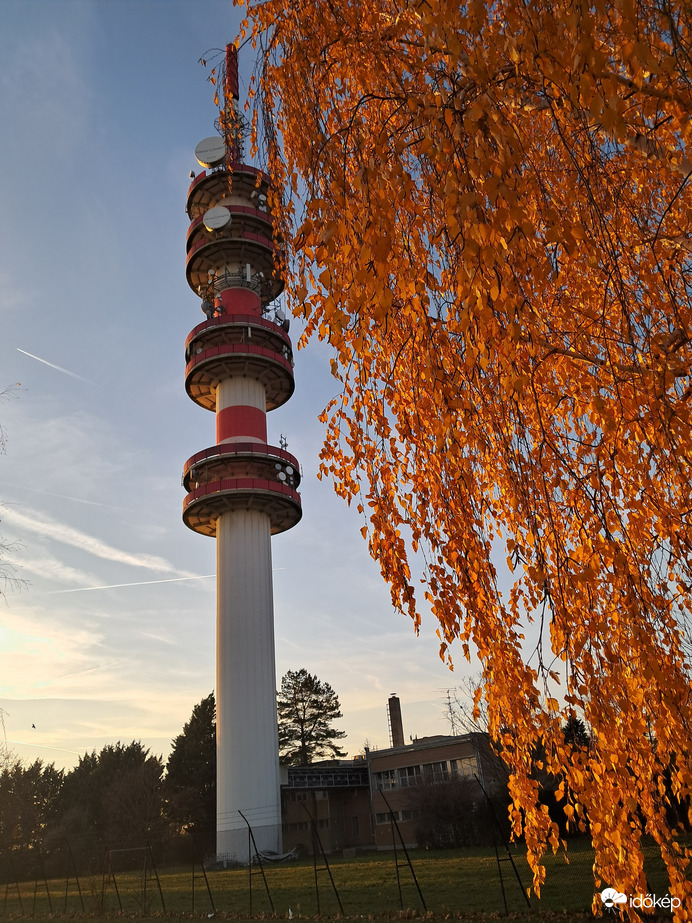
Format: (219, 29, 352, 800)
(444, 689, 460, 736)
(219, 45, 245, 163)
(0, 707, 11, 767)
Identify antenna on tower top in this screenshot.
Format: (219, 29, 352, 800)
(0, 707, 11, 768)
(221, 44, 244, 163)
(198, 44, 247, 163)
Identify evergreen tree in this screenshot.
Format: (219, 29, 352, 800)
(164, 692, 216, 857)
(56, 741, 164, 862)
(277, 669, 346, 765)
(562, 715, 591, 749)
(0, 758, 63, 851)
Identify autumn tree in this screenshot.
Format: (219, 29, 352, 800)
(277, 669, 347, 764)
(229, 0, 692, 913)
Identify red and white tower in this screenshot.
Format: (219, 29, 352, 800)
(182, 46, 301, 859)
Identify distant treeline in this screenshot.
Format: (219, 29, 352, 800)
(1, 694, 216, 875)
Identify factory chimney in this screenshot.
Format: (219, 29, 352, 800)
(388, 694, 405, 748)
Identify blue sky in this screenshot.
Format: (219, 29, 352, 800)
(0, 0, 473, 772)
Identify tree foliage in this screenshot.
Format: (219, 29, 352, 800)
(277, 669, 347, 765)
(444, 677, 490, 735)
(164, 692, 216, 856)
(0, 758, 63, 852)
(56, 742, 165, 855)
(562, 714, 591, 750)
(237, 0, 692, 911)
(413, 777, 510, 849)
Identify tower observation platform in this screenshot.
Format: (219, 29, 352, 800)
(182, 45, 301, 860)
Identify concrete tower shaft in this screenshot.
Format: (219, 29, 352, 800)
(182, 45, 301, 860)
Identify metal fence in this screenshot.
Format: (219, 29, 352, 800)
(1, 837, 678, 919)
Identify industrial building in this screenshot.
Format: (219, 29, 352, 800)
(280, 696, 508, 854)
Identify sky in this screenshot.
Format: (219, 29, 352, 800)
(0, 0, 477, 773)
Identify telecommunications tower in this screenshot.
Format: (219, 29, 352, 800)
(181, 45, 301, 858)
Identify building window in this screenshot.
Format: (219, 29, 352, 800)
(450, 756, 477, 780)
(397, 765, 421, 787)
(374, 769, 396, 791)
(375, 809, 415, 825)
(422, 761, 450, 784)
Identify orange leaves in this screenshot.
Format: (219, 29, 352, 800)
(244, 0, 692, 914)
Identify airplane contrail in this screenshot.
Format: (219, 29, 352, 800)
(7, 740, 82, 756)
(17, 348, 93, 383)
(0, 481, 133, 511)
(45, 575, 216, 594)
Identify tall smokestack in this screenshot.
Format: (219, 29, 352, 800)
(388, 694, 405, 748)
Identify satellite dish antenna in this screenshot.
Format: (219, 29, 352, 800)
(195, 136, 226, 168)
(203, 205, 232, 231)
(275, 308, 286, 324)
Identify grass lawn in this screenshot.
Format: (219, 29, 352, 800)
(1, 840, 674, 921)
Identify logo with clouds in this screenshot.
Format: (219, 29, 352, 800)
(601, 888, 627, 909)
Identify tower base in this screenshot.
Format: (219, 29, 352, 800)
(217, 816, 282, 864)
(215, 508, 283, 863)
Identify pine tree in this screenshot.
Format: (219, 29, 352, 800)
(277, 669, 346, 765)
(164, 693, 216, 856)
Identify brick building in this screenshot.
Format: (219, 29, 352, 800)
(279, 697, 507, 854)
(281, 760, 373, 854)
(368, 732, 506, 849)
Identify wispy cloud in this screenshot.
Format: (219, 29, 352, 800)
(17, 348, 93, 384)
(0, 481, 133, 511)
(0, 609, 100, 697)
(17, 553, 99, 587)
(1, 505, 195, 576)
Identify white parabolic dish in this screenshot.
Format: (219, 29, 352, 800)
(203, 205, 232, 231)
(195, 135, 226, 168)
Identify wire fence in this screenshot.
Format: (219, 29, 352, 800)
(1, 837, 678, 918)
